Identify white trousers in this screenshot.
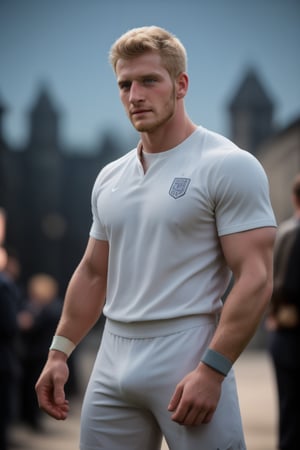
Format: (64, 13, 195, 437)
(80, 316, 246, 450)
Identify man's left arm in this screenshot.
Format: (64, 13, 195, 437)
(168, 226, 276, 426)
(209, 226, 276, 361)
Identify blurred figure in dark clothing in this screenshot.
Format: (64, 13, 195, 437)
(0, 246, 19, 450)
(4, 247, 23, 296)
(18, 273, 62, 431)
(267, 173, 300, 450)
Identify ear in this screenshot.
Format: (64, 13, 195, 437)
(176, 72, 189, 99)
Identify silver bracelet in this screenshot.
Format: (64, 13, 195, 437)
(201, 348, 232, 376)
(49, 335, 76, 357)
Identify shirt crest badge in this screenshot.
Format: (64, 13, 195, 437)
(169, 177, 191, 199)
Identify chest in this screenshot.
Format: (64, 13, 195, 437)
(96, 157, 215, 237)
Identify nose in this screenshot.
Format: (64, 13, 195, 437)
(129, 81, 144, 103)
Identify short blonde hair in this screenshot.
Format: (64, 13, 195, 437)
(109, 26, 187, 79)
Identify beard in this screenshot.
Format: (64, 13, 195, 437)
(130, 86, 176, 133)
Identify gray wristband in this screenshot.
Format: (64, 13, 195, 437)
(201, 348, 232, 376)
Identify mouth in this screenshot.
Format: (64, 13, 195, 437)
(131, 109, 152, 117)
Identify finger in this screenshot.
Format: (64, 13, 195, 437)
(171, 406, 190, 425)
(53, 381, 66, 405)
(201, 410, 214, 424)
(173, 401, 216, 426)
(170, 399, 190, 424)
(168, 385, 183, 412)
(39, 396, 69, 420)
(37, 384, 69, 420)
(42, 396, 69, 419)
(188, 408, 214, 426)
(182, 408, 206, 427)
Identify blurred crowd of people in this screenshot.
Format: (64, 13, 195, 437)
(0, 208, 79, 450)
(266, 174, 300, 450)
(2, 165, 300, 450)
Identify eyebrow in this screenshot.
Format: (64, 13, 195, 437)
(117, 70, 162, 83)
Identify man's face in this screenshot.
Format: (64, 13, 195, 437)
(116, 52, 177, 133)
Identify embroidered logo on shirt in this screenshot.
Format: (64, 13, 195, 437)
(169, 177, 191, 199)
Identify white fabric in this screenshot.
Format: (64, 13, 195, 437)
(49, 335, 75, 357)
(80, 317, 246, 450)
(90, 126, 276, 322)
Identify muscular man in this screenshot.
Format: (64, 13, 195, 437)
(36, 26, 276, 450)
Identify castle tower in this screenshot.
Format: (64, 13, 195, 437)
(0, 94, 9, 208)
(228, 69, 275, 153)
(27, 85, 61, 150)
(0, 94, 7, 148)
(24, 85, 63, 211)
(21, 85, 65, 283)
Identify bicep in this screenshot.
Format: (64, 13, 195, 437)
(220, 227, 276, 280)
(64, 238, 109, 314)
(78, 237, 109, 281)
(57, 238, 109, 339)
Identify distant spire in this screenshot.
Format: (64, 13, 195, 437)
(0, 93, 6, 115)
(229, 69, 274, 111)
(0, 91, 8, 145)
(30, 84, 59, 116)
(27, 83, 61, 150)
(228, 68, 275, 153)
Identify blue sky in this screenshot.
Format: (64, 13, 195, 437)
(0, 0, 299, 151)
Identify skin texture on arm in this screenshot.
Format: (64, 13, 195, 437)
(209, 226, 276, 360)
(35, 237, 108, 420)
(168, 226, 276, 427)
(56, 238, 108, 344)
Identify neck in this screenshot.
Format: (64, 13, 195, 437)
(140, 111, 197, 153)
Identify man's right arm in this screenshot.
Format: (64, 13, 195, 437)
(54, 237, 109, 345)
(35, 237, 109, 419)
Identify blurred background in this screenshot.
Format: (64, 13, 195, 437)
(0, 1, 300, 448)
(1, 0, 300, 295)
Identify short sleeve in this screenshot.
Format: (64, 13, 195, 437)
(89, 172, 108, 241)
(212, 149, 276, 236)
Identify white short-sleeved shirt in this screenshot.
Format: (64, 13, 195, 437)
(90, 126, 276, 322)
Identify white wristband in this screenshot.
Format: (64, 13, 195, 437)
(49, 335, 76, 357)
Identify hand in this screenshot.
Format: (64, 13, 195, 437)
(35, 352, 70, 420)
(168, 363, 224, 426)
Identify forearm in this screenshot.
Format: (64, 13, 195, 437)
(206, 273, 273, 364)
(54, 262, 106, 347)
(206, 226, 276, 367)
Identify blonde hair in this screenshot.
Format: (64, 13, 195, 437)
(109, 26, 187, 79)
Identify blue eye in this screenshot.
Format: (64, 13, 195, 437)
(145, 78, 156, 84)
(119, 82, 131, 91)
